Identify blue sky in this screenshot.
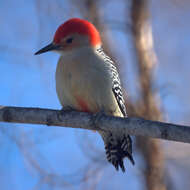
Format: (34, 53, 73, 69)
(0, 0, 190, 189)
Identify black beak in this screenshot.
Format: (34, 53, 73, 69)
(34, 43, 61, 55)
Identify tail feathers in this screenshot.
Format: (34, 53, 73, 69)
(104, 133, 135, 172)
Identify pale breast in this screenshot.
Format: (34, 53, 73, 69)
(55, 52, 122, 115)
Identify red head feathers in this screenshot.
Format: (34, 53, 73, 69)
(53, 18, 101, 47)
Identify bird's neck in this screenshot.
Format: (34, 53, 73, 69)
(59, 45, 101, 60)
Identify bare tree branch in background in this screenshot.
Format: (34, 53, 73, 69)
(76, 0, 117, 59)
(130, 0, 166, 190)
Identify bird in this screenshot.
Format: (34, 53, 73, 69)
(35, 18, 134, 172)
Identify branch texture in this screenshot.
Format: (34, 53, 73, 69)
(0, 106, 190, 143)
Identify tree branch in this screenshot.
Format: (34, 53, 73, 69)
(0, 106, 190, 143)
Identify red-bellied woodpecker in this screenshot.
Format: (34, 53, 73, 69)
(35, 18, 135, 172)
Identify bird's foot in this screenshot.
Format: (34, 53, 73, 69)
(60, 106, 76, 115)
(92, 110, 106, 130)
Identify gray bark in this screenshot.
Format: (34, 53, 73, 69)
(0, 106, 190, 143)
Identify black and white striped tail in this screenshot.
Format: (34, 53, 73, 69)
(101, 132, 135, 172)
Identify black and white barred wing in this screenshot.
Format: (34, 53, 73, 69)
(96, 47, 134, 172)
(96, 47, 127, 117)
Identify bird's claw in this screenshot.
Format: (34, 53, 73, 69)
(60, 106, 76, 114)
(92, 110, 106, 129)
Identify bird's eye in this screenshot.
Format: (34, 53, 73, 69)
(66, 38, 73, 44)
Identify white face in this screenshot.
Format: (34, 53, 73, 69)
(56, 33, 91, 53)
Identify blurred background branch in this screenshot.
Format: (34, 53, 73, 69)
(130, 1, 166, 190)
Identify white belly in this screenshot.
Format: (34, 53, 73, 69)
(55, 54, 122, 116)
